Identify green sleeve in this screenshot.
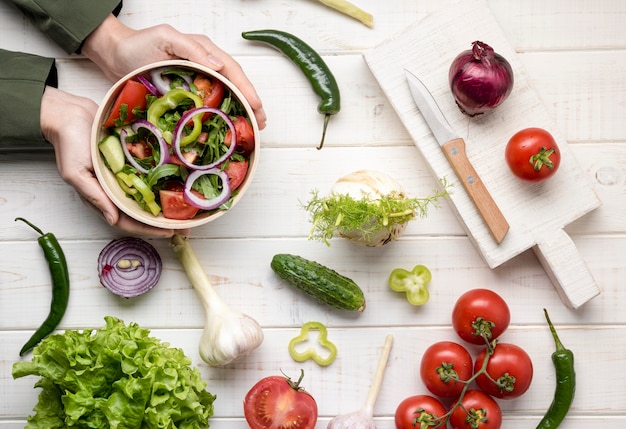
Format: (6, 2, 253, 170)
(8, 0, 123, 54)
(0, 49, 57, 148)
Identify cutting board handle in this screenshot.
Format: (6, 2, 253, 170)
(533, 228, 601, 309)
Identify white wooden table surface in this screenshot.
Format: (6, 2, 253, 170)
(1, 0, 625, 427)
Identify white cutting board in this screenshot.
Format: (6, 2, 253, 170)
(363, 0, 601, 309)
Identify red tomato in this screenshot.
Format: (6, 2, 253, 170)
(159, 189, 201, 220)
(474, 343, 533, 399)
(420, 341, 473, 397)
(448, 390, 502, 429)
(225, 160, 249, 191)
(103, 80, 150, 127)
(225, 116, 255, 155)
(194, 74, 225, 109)
(126, 141, 152, 159)
(244, 373, 318, 429)
(452, 289, 510, 345)
(394, 395, 447, 429)
(505, 127, 561, 182)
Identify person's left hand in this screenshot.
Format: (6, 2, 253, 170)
(40, 86, 186, 237)
(82, 15, 266, 130)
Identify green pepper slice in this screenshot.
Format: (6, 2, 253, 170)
(388, 265, 432, 306)
(288, 321, 337, 366)
(147, 88, 203, 146)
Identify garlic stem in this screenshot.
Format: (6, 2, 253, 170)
(316, 0, 374, 28)
(364, 334, 394, 414)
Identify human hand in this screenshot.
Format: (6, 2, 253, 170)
(39, 86, 186, 238)
(82, 14, 266, 130)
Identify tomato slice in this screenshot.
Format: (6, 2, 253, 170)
(244, 373, 318, 429)
(159, 189, 201, 220)
(225, 116, 255, 155)
(103, 80, 150, 127)
(194, 74, 225, 109)
(225, 160, 249, 191)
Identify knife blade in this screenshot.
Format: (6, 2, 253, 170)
(405, 69, 509, 243)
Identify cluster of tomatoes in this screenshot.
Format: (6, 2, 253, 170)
(395, 289, 534, 429)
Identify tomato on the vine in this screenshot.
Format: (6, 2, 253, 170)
(452, 289, 510, 345)
(448, 390, 502, 429)
(243, 371, 318, 429)
(505, 127, 561, 182)
(420, 341, 473, 397)
(474, 343, 534, 399)
(394, 395, 447, 429)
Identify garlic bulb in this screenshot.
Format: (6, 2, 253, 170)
(171, 234, 264, 367)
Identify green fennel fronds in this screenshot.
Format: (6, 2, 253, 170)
(303, 178, 451, 246)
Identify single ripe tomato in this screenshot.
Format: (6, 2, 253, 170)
(244, 372, 318, 429)
(448, 390, 502, 429)
(505, 127, 561, 182)
(474, 343, 533, 399)
(420, 341, 473, 397)
(159, 189, 201, 220)
(452, 289, 510, 345)
(225, 115, 255, 155)
(395, 395, 447, 429)
(103, 80, 150, 127)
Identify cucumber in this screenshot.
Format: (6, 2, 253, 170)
(98, 135, 125, 173)
(270, 254, 366, 312)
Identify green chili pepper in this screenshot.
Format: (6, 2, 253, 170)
(242, 29, 341, 150)
(388, 265, 432, 306)
(147, 88, 203, 146)
(537, 309, 576, 429)
(288, 321, 337, 366)
(15, 218, 70, 356)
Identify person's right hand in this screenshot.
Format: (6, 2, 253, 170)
(40, 86, 185, 237)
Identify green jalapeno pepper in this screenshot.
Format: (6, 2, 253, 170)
(288, 321, 337, 366)
(537, 309, 576, 429)
(147, 88, 204, 146)
(15, 218, 70, 356)
(242, 29, 341, 150)
(388, 265, 431, 306)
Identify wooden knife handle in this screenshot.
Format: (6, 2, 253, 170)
(441, 138, 509, 243)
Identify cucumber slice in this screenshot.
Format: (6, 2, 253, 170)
(98, 135, 125, 173)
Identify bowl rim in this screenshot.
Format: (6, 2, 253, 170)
(91, 59, 260, 229)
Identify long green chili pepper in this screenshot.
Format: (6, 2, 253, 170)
(537, 309, 575, 429)
(242, 29, 341, 150)
(15, 218, 70, 356)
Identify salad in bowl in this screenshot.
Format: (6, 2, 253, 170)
(91, 60, 260, 229)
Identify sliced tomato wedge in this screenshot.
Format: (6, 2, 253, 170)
(225, 160, 249, 191)
(103, 80, 150, 127)
(194, 74, 225, 122)
(225, 116, 255, 155)
(159, 189, 201, 220)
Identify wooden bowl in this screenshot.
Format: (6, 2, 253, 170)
(91, 60, 260, 229)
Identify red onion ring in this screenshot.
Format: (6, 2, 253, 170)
(184, 168, 232, 210)
(120, 120, 170, 173)
(98, 237, 163, 298)
(136, 75, 159, 96)
(172, 106, 237, 171)
(149, 67, 193, 95)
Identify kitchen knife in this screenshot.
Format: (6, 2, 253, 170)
(405, 69, 509, 243)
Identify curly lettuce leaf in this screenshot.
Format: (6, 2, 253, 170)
(13, 316, 215, 429)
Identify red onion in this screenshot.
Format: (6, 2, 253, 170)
(136, 74, 159, 96)
(149, 67, 193, 95)
(184, 168, 232, 210)
(449, 41, 514, 116)
(120, 119, 170, 174)
(172, 106, 237, 171)
(98, 237, 163, 298)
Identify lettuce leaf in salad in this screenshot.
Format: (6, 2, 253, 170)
(13, 316, 215, 429)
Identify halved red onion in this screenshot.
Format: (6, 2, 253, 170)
(136, 74, 159, 96)
(184, 168, 232, 210)
(149, 67, 193, 95)
(120, 119, 170, 173)
(98, 237, 163, 298)
(172, 106, 237, 171)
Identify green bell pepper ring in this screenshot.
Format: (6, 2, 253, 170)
(147, 88, 203, 146)
(388, 265, 432, 306)
(288, 321, 337, 366)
